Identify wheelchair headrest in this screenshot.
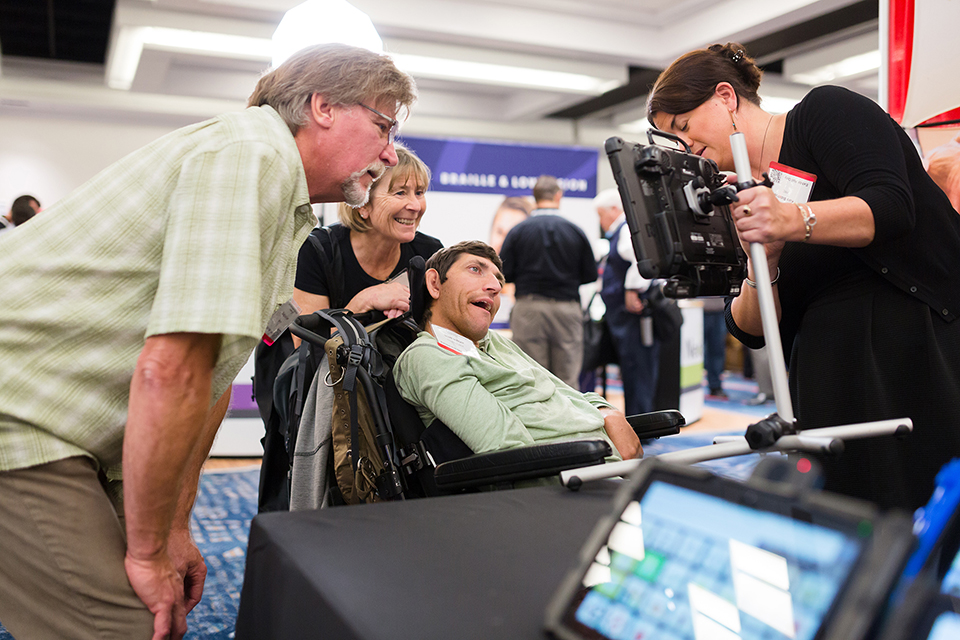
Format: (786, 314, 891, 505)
(407, 255, 428, 326)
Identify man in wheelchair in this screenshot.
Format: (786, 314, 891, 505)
(393, 241, 642, 461)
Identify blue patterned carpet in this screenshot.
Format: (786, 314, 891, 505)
(0, 467, 260, 640)
(642, 430, 762, 481)
(182, 467, 260, 639)
(702, 371, 777, 418)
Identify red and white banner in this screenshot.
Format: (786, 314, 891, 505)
(887, 0, 960, 127)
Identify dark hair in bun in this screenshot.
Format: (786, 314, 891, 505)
(647, 43, 763, 122)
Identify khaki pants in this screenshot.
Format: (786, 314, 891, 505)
(510, 296, 584, 389)
(0, 457, 154, 640)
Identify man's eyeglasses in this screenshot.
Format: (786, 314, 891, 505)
(359, 103, 399, 145)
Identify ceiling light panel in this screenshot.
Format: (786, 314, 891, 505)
(784, 30, 879, 85)
(108, 27, 273, 89)
(391, 54, 619, 94)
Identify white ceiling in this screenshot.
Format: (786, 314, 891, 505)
(0, 0, 881, 148)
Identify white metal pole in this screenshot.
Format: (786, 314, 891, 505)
(730, 131, 795, 424)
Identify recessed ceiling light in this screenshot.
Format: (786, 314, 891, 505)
(391, 53, 620, 95)
(789, 50, 880, 86)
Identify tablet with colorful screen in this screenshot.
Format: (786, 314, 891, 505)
(545, 461, 915, 640)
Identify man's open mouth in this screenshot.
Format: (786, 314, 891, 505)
(471, 300, 492, 312)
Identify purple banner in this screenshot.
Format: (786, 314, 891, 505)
(399, 135, 598, 198)
(229, 383, 258, 412)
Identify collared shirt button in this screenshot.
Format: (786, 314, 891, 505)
(881, 267, 888, 274)
(910, 286, 917, 293)
(944, 309, 950, 315)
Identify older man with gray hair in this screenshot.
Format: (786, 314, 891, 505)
(0, 44, 415, 640)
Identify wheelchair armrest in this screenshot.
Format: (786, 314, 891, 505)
(433, 439, 612, 492)
(627, 410, 684, 439)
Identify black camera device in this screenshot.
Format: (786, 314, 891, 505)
(605, 131, 747, 298)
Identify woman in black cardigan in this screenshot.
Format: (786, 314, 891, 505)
(647, 42, 960, 510)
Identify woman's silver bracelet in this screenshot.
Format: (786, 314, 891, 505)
(745, 267, 780, 288)
(798, 203, 817, 242)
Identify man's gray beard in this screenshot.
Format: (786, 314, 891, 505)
(341, 162, 386, 207)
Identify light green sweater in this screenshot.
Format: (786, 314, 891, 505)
(394, 330, 620, 460)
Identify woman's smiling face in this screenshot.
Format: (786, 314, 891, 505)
(362, 170, 427, 244)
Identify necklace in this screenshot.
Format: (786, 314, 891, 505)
(758, 114, 774, 175)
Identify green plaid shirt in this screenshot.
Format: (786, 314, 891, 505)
(0, 105, 315, 478)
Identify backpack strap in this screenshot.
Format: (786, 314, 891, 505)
(290, 343, 312, 451)
(285, 310, 341, 461)
(306, 226, 345, 308)
(307, 309, 370, 474)
(341, 320, 367, 475)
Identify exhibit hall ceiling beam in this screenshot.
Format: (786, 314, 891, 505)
(548, 0, 878, 119)
(655, 0, 862, 62)
(105, 1, 274, 90)
(350, 0, 865, 65)
(352, 0, 664, 62)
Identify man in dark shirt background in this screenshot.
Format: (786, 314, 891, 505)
(499, 175, 597, 388)
(1, 194, 41, 234)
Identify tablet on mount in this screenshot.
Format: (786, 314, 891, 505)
(604, 131, 747, 299)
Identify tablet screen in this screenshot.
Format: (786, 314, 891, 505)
(563, 479, 865, 640)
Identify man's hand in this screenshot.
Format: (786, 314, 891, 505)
(123, 332, 220, 639)
(125, 552, 188, 640)
(599, 408, 643, 460)
(625, 289, 645, 315)
(168, 528, 207, 613)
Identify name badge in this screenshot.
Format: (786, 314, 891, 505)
(432, 325, 480, 358)
(262, 298, 301, 346)
(768, 161, 817, 204)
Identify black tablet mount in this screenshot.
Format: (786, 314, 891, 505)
(604, 129, 752, 299)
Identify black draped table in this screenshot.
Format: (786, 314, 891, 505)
(235, 480, 621, 640)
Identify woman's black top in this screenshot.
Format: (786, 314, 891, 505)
(295, 223, 442, 319)
(726, 85, 960, 510)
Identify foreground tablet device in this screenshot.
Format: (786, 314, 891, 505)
(545, 461, 915, 640)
